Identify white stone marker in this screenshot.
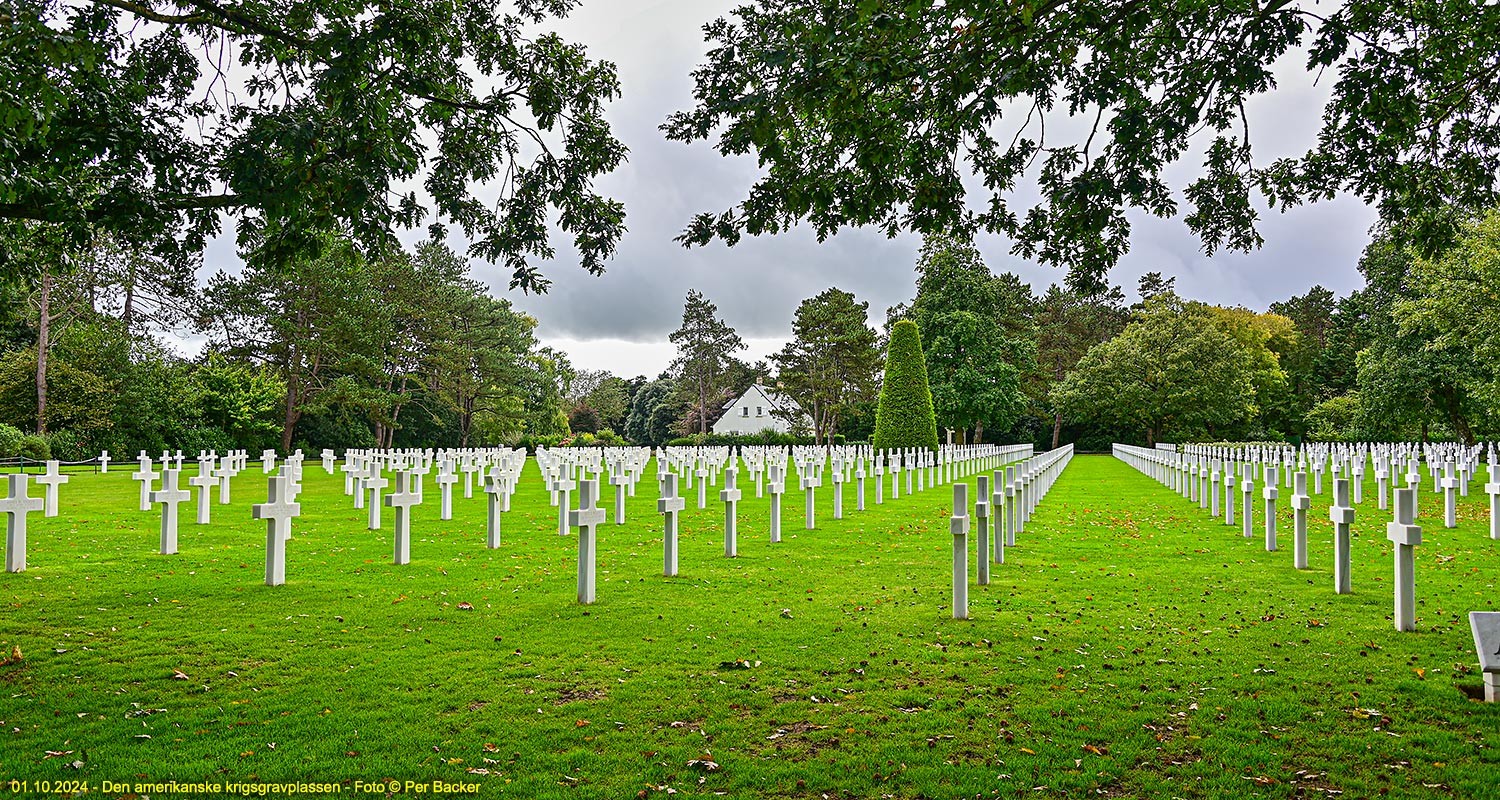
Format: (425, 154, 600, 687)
(1291, 471, 1311, 569)
(991, 470, 1007, 564)
(767, 465, 784, 544)
(720, 468, 741, 557)
(1241, 468, 1254, 538)
(1487, 457, 1500, 540)
(189, 467, 216, 524)
(1210, 465, 1221, 518)
(150, 469, 190, 555)
(262, 449, 277, 473)
(2, 475, 44, 572)
(365, 470, 389, 530)
(1442, 461, 1459, 529)
(570, 479, 607, 604)
(214, 459, 235, 505)
(386, 471, 420, 565)
(35, 461, 68, 517)
(1004, 465, 1018, 547)
(252, 475, 300, 586)
(950, 483, 969, 620)
(1263, 466, 1279, 552)
(831, 468, 844, 520)
(855, 464, 866, 511)
(611, 465, 629, 525)
(483, 471, 505, 549)
(696, 465, 708, 510)
(874, 460, 885, 505)
(1225, 463, 1235, 526)
(99, 450, 110, 473)
(1469, 612, 1500, 702)
(659, 473, 686, 576)
(321, 449, 336, 473)
(1387, 488, 1422, 632)
(1330, 478, 1354, 594)
(132, 457, 158, 512)
(556, 473, 575, 536)
(802, 471, 818, 530)
(975, 475, 991, 586)
(434, 469, 458, 521)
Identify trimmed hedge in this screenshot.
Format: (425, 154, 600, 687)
(872, 319, 939, 452)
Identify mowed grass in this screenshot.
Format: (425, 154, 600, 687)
(2, 454, 1498, 799)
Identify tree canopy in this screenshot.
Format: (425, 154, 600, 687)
(2, 0, 627, 292)
(665, 1, 1500, 292)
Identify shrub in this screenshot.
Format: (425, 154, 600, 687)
(872, 320, 939, 452)
(0, 423, 23, 458)
(43, 429, 90, 462)
(176, 426, 236, 457)
(17, 434, 51, 461)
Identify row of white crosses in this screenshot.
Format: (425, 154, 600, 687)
(1115, 443, 1431, 632)
(594, 443, 1033, 606)
(950, 445, 1076, 619)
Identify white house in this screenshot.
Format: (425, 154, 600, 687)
(712, 382, 811, 435)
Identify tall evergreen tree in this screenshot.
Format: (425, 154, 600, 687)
(872, 320, 938, 452)
(669, 290, 746, 434)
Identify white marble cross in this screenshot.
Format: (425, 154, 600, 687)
(610, 464, 629, 525)
(1441, 461, 1459, 529)
(98, 450, 110, 473)
(132, 457, 158, 512)
(658, 472, 686, 576)
(1263, 466, 1279, 552)
(1290, 471, 1311, 569)
(1330, 477, 1354, 595)
(252, 475, 300, 586)
(35, 460, 68, 517)
(214, 458, 236, 505)
(950, 483, 970, 620)
(2, 474, 44, 572)
(802, 471, 819, 530)
(386, 471, 421, 564)
(321, 449, 336, 474)
(555, 474, 576, 536)
(434, 469, 458, 521)
(365, 469, 389, 530)
(720, 468, 741, 557)
(1386, 488, 1423, 632)
(1486, 455, 1500, 541)
(974, 475, 990, 586)
(188, 463, 216, 524)
(1240, 468, 1255, 539)
(483, 469, 506, 549)
(262, 449, 277, 473)
(150, 469, 191, 555)
(991, 470, 1007, 565)
(767, 465, 785, 544)
(570, 479, 607, 604)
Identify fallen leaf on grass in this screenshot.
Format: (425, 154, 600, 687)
(457, 602, 473, 610)
(1082, 744, 1109, 755)
(686, 759, 720, 772)
(43, 750, 74, 759)
(171, 669, 190, 680)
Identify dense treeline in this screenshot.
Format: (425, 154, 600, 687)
(4, 211, 1497, 457)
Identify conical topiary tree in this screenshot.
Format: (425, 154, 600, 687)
(872, 319, 940, 452)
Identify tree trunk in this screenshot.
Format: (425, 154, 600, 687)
(35, 271, 50, 435)
(280, 384, 299, 453)
(1050, 412, 1062, 450)
(974, 420, 984, 445)
(699, 377, 708, 434)
(1146, 426, 1156, 447)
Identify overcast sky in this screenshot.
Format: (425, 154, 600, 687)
(201, 1, 1379, 379)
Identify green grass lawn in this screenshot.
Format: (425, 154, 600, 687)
(2, 454, 1497, 799)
